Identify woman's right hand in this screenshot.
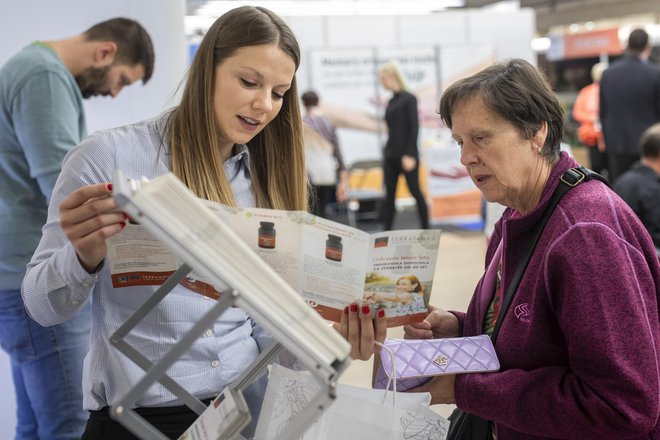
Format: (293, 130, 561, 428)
(59, 183, 126, 273)
(403, 306, 460, 339)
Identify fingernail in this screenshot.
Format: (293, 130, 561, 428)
(350, 303, 358, 313)
(343, 306, 349, 315)
(106, 183, 113, 192)
(119, 222, 126, 229)
(377, 309, 385, 318)
(361, 305, 370, 315)
(123, 212, 129, 221)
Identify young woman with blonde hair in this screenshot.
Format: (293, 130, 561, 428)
(378, 60, 429, 230)
(22, 6, 384, 439)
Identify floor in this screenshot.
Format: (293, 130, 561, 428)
(327, 205, 488, 418)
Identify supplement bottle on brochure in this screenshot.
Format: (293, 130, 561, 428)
(258, 222, 276, 249)
(325, 234, 343, 261)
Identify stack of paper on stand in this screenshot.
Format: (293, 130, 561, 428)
(108, 175, 442, 328)
(108, 171, 357, 440)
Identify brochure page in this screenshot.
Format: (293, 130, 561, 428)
(364, 230, 441, 327)
(107, 201, 440, 326)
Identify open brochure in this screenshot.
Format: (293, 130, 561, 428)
(107, 177, 441, 327)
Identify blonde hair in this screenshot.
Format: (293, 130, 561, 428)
(379, 60, 409, 91)
(591, 62, 608, 83)
(165, 6, 307, 211)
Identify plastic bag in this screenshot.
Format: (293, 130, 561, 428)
(254, 363, 449, 440)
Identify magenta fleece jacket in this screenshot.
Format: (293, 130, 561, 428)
(455, 152, 660, 439)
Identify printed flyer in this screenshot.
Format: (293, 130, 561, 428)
(106, 203, 441, 327)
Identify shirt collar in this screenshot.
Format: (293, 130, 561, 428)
(224, 144, 251, 180)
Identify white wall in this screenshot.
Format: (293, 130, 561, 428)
(2, 0, 187, 134)
(0, 1, 187, 437)
(287, 9, 536, 91)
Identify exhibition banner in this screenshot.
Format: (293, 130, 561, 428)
(307, 44, 495, 226)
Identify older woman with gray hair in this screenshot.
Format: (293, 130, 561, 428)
(405, 59, 660, 439)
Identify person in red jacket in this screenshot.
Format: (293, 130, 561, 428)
(572, 61, 608, 177)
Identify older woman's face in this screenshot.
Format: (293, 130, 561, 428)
(451, 96, 548, 213)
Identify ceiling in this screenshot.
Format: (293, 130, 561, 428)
(186, 0, 660, 34)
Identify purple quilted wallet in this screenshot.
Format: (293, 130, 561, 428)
(373, 335, 500, 391)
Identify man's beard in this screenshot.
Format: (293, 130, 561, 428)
(75, 65, 111, 99)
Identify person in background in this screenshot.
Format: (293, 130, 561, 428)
(21, 7, 384, 439)
(378, 61, 429, 230)
(300, 90, 348, 218)
(600, 27, 660, 183)
(406, 59, 660, 439)
(0, 18, 154, 440)
(572, 61, 608, 177)
(614, 123, 660, 257)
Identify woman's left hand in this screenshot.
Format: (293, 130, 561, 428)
(401, 155, 417, 172)
(335, 172, 348, 203)
(333, 303, 387, 360)
(409, 374, 456, 405)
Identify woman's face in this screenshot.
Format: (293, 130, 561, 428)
(450, 95, 549, 213)
(396, 278, 416, 292)
(213, 44, 296, 156)
(379, 71, 397, 92)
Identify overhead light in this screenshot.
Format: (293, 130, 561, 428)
(531, 37, 550, 52)
(192, 0, 465, 17)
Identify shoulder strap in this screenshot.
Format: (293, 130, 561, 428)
(490, 166, 608, 343)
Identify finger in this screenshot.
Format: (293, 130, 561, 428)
(63, 211, 126, 242)
(357, 303, 374, 360)
(61, 193, 120, 229)
(347, 303, 360, 358)
(403, 322, 433, 339)
(408, 320, 432, 330)
(60, 183, 113, 211)
(70, 222, 125, 251)
(373, 308, 387, 352)
(335, 306, 349, 339)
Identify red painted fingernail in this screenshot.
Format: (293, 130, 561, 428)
(377, 309, 385, 318)
(106, 183, 113, 192)
(123, 213, 129, 221)
(119, 222, 126, 229)
(350, 303, 358, 313)
(361, 305, 370, 315)
(343, 306, 349, 315)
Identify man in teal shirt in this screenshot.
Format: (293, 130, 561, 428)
(0, 18, 154, 439)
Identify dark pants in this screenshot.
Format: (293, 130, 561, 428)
(81, 399, 212, 440)
(608, 152, 639, 184)
(381, 156, 429, 230)
(310, 184, 335, 218)
(586, 145, 609, 179)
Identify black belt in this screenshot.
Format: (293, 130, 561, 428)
(89, 397, 215, 422)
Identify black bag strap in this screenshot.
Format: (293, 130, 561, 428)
(490, 166, 609, 344)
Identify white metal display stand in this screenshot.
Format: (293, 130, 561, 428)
(109, 171, 352, 440)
